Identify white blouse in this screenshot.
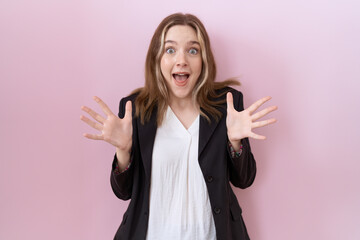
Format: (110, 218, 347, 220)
(146, 106, 216, 240)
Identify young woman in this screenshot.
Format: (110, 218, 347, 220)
(81, 13, 277, 240)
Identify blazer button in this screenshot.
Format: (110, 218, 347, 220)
(214, 207, 221, 214)
(207, 176, 213, 183)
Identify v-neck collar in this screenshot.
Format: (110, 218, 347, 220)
(166, 106, 199, 135)
(137, 99, 226, 182)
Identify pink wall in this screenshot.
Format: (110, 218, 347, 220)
(1, 0, 359, 239)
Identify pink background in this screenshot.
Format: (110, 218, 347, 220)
(1, 0, 359, 239)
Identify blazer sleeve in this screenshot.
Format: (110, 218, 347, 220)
(110, 97, 135, 200)
(227, 90, 257, 189)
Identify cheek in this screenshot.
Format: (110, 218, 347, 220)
(194, 58, 202, 75)
(160, 56, 172, 74)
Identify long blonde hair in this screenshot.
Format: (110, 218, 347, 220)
(132, 13, 239, 125)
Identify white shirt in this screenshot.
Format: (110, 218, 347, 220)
(146, 106, 216, 240)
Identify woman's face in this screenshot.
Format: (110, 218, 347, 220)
(160, 25, 202, 103)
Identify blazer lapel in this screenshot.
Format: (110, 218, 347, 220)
(136, 98, 227, 179)
(199, 104, 227, 158)
(137, 111, 157, 182)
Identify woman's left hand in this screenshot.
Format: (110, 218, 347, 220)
(226, 92, 278, 148)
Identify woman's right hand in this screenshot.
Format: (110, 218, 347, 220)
(80, 96, 133, 153)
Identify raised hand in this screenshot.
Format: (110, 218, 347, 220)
(80, 96, 133, 153)
(226, 92, 277, 147)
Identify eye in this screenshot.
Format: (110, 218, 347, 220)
(166, 48, 175, 54)
(189, 48, 198, 55)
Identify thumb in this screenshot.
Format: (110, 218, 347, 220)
(226, 92, 235, 112)
(124, 100, 132, 120)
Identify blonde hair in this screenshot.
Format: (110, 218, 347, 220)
(132, 13, 239, 125)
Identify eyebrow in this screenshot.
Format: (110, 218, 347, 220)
(164, 40, 200, 46)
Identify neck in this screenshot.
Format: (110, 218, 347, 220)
(168, 97, 200, 129)
(168, 96, 199, 113)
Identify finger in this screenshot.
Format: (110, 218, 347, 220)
(252, 118, 277, 129)
(81, 105, 106, 124)
(226, 92, 235, 112)
(123, 100, 132, 120)
(93, 96, 114, 116)
(247, 96, 272, 114)
(249, 131, 266, 140)
(80, 115, 103, 131)
(251, 105, 278, 121)
(83, 133, 104, 140)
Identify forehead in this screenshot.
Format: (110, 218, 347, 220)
(164, 25, 198, 42)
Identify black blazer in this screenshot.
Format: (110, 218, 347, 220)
(110, 87, 256, 240)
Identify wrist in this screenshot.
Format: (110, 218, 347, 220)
(116, 147, 131, 171)
(229, 139, 242, 152)
(228, 140, 243, 158)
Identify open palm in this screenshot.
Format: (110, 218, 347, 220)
(226, 92, 277, 143)
(80, 96, 133, 152)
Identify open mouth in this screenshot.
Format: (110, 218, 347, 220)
(172, 73, 190, 86)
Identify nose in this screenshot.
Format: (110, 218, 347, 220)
(176, 51, 188, 67)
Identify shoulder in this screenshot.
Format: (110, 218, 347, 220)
(214, 86, 243, 101)
(214, 87, 244, 111)
(118, 92, 139, 118)
(120, 92, 139, 103)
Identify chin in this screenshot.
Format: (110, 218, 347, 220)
(170, 89, 192, 101)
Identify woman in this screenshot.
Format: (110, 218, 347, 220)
(81, 13, 277, 240)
